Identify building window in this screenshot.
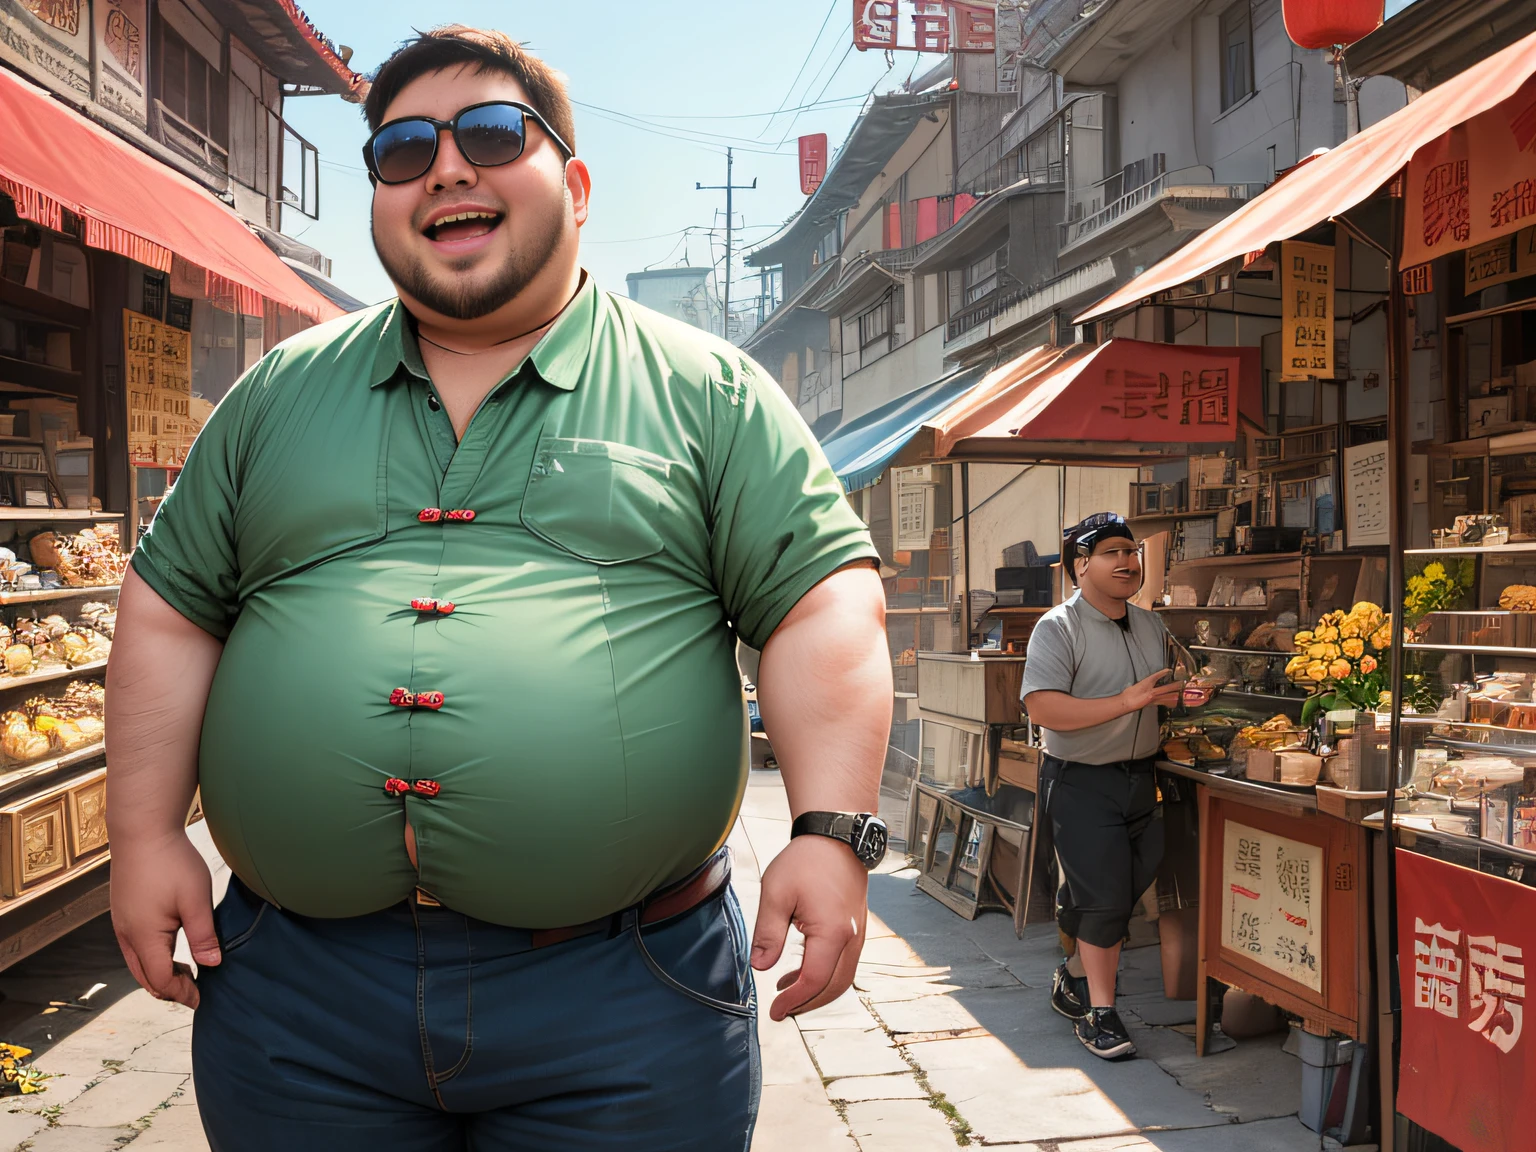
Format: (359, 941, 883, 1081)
(964, 247, 1004, 305)
(858, 292, 893, 356)
(158, 22, 224, 141)
(1221, 1, 1253, 111)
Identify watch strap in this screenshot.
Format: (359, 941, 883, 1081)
(791, 811, 859, 841)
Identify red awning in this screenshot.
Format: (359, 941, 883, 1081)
(923, 339, 1262, 461)
(0, 68, 342, 322)
(1076, 25, 1536, 323)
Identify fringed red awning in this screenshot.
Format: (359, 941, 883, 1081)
(0, 68, 341, 322)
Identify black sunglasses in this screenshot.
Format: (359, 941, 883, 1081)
(362, 100, 574, 185)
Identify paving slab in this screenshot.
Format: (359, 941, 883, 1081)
(801, 1028, 909, 1080)
(794, 990, 883, 1031)
(1130, 1024, 1302, 1123)
(824, 1073, 928, 1103)
(63, 1069, 186, 1128)
(128, 1100, 213, 1150)
(1050, 1116, 1321, 1152)
(1120, 994, 1198, 1027)
(843, 1098, 960, 1151)
(750, 1083, 861, 1152)
(915, 1033, 1227, 1145)
(0, 1108, 48, 1149)
(126, 1026, 194, 1075)
(869, 993, 983, 1036)
(23, 1125, 136, 1151)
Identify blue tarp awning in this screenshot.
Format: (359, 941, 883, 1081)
(819, 363, 989, 492)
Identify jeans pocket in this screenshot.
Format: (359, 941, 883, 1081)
(631, 889, 756, 1019)
(213, 877, 271, 957)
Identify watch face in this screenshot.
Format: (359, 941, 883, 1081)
(854, 816, 889, 869)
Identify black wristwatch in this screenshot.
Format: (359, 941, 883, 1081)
(791, 811, 889, 870)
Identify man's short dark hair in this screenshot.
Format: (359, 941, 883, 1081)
(364, 25, 577, 154)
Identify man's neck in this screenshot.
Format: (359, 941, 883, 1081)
(1078, 582, 1129, 621)
(412, 264, 582, 354)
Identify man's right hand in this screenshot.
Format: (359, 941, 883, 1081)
(110, 833, 221, 1009)
(1121, 670, 1186, 712)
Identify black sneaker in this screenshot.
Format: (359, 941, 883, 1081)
(1050, 962, 1089, 1021)
(1075, 1007, 1136, 1059)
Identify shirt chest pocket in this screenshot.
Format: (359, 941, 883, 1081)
(520, 436, 674, 564)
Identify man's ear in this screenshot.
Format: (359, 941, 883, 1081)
(566, 157, 592, 227)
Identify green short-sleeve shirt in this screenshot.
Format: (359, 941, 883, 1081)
(132, 276, 877, 927)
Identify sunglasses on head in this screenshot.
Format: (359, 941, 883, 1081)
(362, 100, 574, 186)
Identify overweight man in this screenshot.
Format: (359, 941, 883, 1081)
(1020, 513, 1182, 1059)
(105, 25, 892, 1150)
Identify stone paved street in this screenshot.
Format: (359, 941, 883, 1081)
(0, 772, 1332, 1150)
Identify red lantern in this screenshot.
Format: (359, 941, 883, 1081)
(1282, 0, 1383, 49)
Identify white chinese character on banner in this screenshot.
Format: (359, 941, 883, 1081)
(1467, 936, 1526, 1053)
(1414, 918, 1464, 1018)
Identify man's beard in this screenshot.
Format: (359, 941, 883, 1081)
(373, 203, 567, 321)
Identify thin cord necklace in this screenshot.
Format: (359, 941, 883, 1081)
(414, 285, 580, 356)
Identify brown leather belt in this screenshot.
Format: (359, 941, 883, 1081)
(415, 847, 733, 950)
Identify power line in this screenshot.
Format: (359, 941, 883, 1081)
(578, 104, 795, 156)
(778, 42, 858, 146)
(757, 0, 841, 138)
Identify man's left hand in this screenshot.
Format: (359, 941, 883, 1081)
(750, 833, 869, 1020)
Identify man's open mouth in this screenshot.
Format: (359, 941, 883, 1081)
(424, 210, 504, 243)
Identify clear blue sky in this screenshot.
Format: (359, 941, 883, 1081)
(279, 1, 945, 308)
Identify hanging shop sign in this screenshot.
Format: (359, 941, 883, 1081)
(0, 0, 92, 98)
(798, 134, 827, 197)
(1344, 441, 1389, 548)
(1401, 263, 1433, 295)
(124, 309, 199, 467)
(1403, 77, 1536, 269)
(853, 0, 996, 53)
(1397, 849, 1535, 1152)
(893, 465, 935, 552)
(93, 0, 147, 127)
(1464, 225, 1536, 294)
(1280, 240, 1335, 382)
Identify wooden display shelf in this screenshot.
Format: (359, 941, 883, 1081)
(0, 510, 122, 522)
(1156, 604, 1270, 612)
(1191, 644, 1291, 658)
(982, 605, 1050, 616)
(1171, 551, 1305, 566)
(1403, 542, 1536, 556)
(1403, 641, 1536, 658)
(0, 743, 104, 803)
(0, 660, 105, 694)
(0, 585, 119, 605)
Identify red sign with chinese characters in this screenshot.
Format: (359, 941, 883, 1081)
(853, 0, 995, 52)
(799, 134, 828, 196)
(1397, 849, 1534, 1152)
(1403, 74, 1536, 267)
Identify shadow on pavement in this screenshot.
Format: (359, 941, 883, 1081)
(0, 913, 139, 1059)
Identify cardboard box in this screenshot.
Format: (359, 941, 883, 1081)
(1469, 393, 1512, 432)
(1278, 751, 1325, 785)
(1246, 747, 1278, 782)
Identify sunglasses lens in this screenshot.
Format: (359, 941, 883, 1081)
(370, 120, 439, 183)
(456, 104, 527, 167)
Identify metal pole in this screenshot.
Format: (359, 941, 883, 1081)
(961, 463, 973, 650)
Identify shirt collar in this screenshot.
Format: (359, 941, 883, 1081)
(369, 273, 599, 392)
(1068, 589, 1132, 627)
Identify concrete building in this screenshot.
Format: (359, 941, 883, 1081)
(625, 267, 716, 333)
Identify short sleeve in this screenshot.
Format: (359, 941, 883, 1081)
(707, 354, 878, 650)
(1020, 615, 1076, 699)
(130, 372, 253, 639)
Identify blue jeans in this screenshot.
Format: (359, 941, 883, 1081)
(192, 875, 761, 1151)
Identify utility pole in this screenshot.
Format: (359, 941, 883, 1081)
(697, 147, 756, 342)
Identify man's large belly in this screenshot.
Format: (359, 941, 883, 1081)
(197, 563, 748, 926)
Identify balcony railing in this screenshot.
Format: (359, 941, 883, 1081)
(1061, 173, 1269, 249)
(154, 101, 228, 179)
(947, 280, 1033, 342)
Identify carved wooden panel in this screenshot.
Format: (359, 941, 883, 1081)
(66, 771, 108, 860)
(0, 797, 69, 897)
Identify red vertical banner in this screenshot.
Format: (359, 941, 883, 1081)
(1396, 849, 1535, 1152)
(853, 0, 898, 51)
(914, 196, 940, 243)
(798, 134, 828, 196)
(883, 202, 902, 249)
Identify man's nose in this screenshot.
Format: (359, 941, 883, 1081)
(426, 128, 477, 191)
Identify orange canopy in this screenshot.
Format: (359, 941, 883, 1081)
(922, 339, 1262, 461)
(1076, 25, 1536, 323)
(0, 67, 342, 323)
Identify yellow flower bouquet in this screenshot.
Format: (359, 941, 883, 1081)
(1403, 558, 1473, 624)
(1286, 601, 1391, 724)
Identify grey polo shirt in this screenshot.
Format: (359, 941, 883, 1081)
(1019, 591, 1171, 764)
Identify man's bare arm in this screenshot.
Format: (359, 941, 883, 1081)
(105, 570, 225, 1008)
(750, 563, 890, 1020)
(1023, 671, 1183, 733)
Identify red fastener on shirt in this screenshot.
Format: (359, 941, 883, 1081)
(388, 688, 445, 710)
(445, 509, 477, 522)
(412, 780, 442, 798)
(410, 598, 456, 615)
(418, 508, 443, 523)
(384, 777, 411, 797)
